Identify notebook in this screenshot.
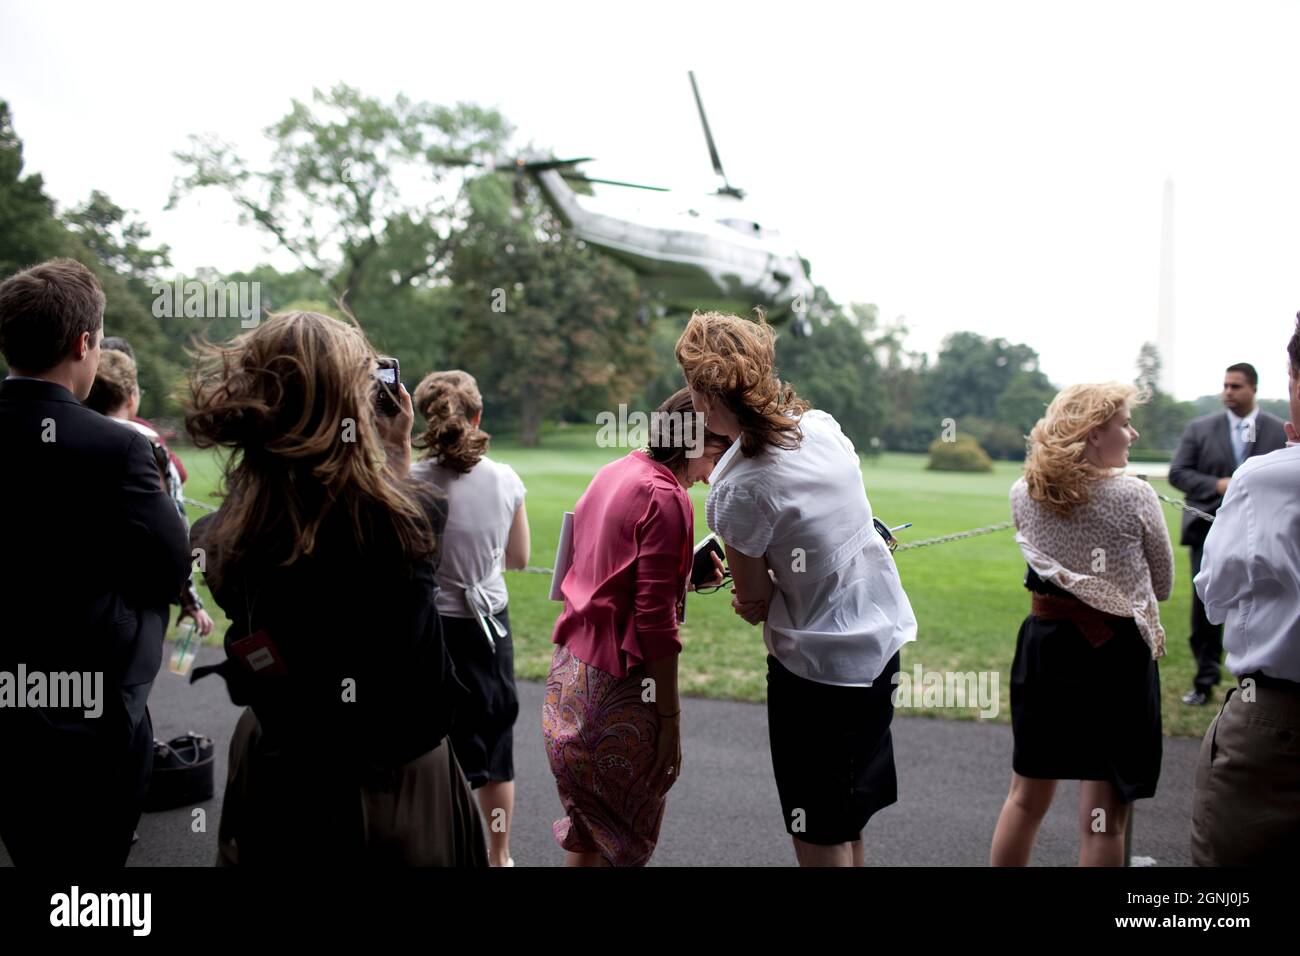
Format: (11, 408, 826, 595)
(549, 511, 575, 601)
(691, 532, 726, 589)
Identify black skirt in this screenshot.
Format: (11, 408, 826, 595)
(440, 608, 520, 788)
(1010, 569, 1162, 802)
(765, 652, 900, 845)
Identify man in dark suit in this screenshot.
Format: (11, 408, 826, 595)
(0, 258, 190, 865)
(1169, 362, 1286, 706)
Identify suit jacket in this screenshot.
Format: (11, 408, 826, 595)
(0, 377, 191, 757)
(1168, 409, 1287, 548)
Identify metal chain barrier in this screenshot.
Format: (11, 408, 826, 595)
(184, 492, 1212, 575)
(891, 521, 1013, 552)
(1154, 491, 1215, 524)
(516, 520, 1017, 575)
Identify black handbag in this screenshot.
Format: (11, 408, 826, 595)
(143, 733, 215, 811)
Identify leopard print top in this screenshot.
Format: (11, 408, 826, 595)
(1010, 474, 1174, 658)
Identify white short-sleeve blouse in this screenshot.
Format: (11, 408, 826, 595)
(411, 455, 526, 619)
(706, 410, 918, 686)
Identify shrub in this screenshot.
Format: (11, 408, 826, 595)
(927, 433, 994, 472)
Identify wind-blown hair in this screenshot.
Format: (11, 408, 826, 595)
(674, 309, 809, 458)
(1023, 382, 1142, 516)
(644, 387, 733, 475)
(184, 310, 434, 585)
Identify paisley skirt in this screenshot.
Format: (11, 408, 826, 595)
(542, 645, 675, 866)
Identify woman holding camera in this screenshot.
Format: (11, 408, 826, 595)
(543, 388, 728, 866)
(412, 370, 529, 868)
(187, 311, 486, 867)
(675, 310, 917, 868)
(990, 383, 1172, 866)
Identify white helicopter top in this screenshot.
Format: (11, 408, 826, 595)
(476, 73, 818, 332)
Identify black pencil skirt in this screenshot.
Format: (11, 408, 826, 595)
(441, 608, 520, 789)
(766, 652, 901, 845)
(1010, 613, 1162, 803)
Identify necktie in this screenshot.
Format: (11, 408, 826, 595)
(1234, 420, 1247, 466)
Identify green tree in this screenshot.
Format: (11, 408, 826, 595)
(918, 331, 1055, 459)
(1130, 342, 1197, 454)
(0, 101, 63, 278)
(168, 84, 511, 308)
(927, 331, 1051, 424)
(445, 174, 652, 446)
(866, 312, 934, 453)
(776, 290, 885, 453)
(62, 190, 171, 284)
(0, 103, 180, 416)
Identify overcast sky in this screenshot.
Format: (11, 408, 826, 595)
(3, 0, 1297, 400)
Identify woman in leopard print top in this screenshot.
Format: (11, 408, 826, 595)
(990, 382, 1174, 867)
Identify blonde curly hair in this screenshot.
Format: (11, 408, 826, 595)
(1023, 382, 1143, 516)
(674, 309, 809, 458)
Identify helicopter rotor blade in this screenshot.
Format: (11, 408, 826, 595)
(559, 172, 670, 192)
(515, 157, 594, 172)
(436, 155, 595, 173)
(688, 70, 727, 184)
(691, 71, 743, 200)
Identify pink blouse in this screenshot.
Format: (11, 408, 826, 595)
(552, 451, 693, 677)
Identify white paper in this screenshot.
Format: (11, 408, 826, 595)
(549, 511, 575, 601)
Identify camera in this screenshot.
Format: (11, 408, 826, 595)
(373, 357, 401, 417)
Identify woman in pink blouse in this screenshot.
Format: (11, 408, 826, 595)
(543, 389, 729, 866)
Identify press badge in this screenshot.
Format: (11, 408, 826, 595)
(230, 629, 288, 676)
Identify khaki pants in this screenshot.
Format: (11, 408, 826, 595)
(1191, 679, 1300, 865)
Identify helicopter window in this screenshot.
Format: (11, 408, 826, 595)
(720, 218, 764, 236)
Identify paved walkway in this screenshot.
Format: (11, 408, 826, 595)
(1, 643, 1201, 867)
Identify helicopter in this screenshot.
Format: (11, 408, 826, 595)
(469, 73, 818, 335)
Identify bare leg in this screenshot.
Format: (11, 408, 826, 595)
(792, 836, 855, 867)
(851, 837, 865, 867)
(991, 773, 1058, 866)
(564, 850, 609, 867)
(476, 781, 514, 867)
(1077, 781, 1129, 867)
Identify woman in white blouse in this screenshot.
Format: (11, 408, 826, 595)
(675, 310, 917, 868)
(991, 382, 1173, 867)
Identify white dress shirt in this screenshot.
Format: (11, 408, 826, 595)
(1195, 443, 1300, 683)
(705, 409, 917, 687)
(1226, 406, 1261, 468)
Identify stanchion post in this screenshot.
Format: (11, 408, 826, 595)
(1124, 804, 1134, 866)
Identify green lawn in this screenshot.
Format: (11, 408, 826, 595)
(176, 430, 1215, 738)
